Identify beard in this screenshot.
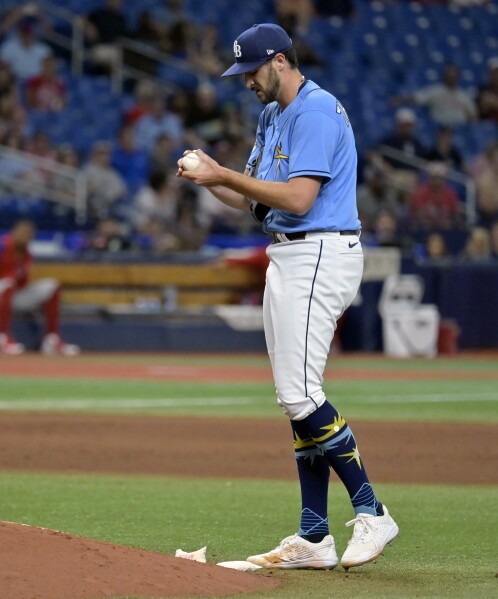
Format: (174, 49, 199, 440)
(256, 65, 280, 104)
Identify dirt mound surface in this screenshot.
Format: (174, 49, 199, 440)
(0, 521, 278, 599)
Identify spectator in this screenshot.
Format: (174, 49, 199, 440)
(474, 142, 498, 226)
(132, 171, 206, 251)
(132, 170, 176, 232)
(274, 0, 327, 66)
(0, 61, 15, 98)
(477, 57, 498, 122)
(0, 15, 50, 80)
(461, 227, 491, 261)
(424, 127, 463, 172)
(149, 0, 187, 36)
(0, 131, 33, 192)
(0, 219, 80, 355)
(408, 162, 463, 231)
(25, 130, 56, 160)
(161, 19, 195, 58)
(357, 165, 402, 231)
(0, 86, 19, 127)
(55, 143, 79, 168)
(373, 108, 426, 197)
(22, 130, 56, 186)
(274, 0, 314, 35)
(395, 63, 477, 127)
(88, 217, 133, 252)
(364, 208, 412, 250)
(174, 184, 208, 251)
(0, 2, 50, 37)
(490, 220, 498, 259)
(25, 54, 66, 111)
(0, 129, 25, 152)
(149, 133, 176, 174)
(82, 141, 127, 219)
(134, 93, 183, 152)
(377, 108, 426, 167)
(221, 102, 248, 144)
(49, 144, 80, 201)
(79, 0, 128, 74)
(0, 74, 27, 140)
(466, 140, 498, 180)
(184, 83, 224, 145)
(188, 24, 226, 76)
(130, 10, 161, 46)
(1, 103, 28, 140)
(123, 79, 157, 126)
(212, 137, 252, 174)
(374, 209, 410, 249)
(124, 11, 162, 75)
(424, 232, 449, 260)
(111, 125, 149, 193)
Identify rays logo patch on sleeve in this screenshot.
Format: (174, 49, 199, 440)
(274, 144, 288, 160)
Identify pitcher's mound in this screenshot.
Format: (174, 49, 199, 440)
(0, 522, 278, 599)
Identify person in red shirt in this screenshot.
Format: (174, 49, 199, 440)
(408, 162, 463, 231)
(123, 79, 156, 126)
(26, 53, 66, 111)
(0, 220, 79, 355)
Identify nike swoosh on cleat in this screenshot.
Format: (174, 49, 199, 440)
(348, 242, 359, 248)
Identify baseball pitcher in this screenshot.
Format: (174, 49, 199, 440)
(177, 23, 398, 571)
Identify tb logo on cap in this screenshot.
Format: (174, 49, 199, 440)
(233, 41, 242, 58)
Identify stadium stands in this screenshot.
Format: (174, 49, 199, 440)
(2, 1, 498, 351)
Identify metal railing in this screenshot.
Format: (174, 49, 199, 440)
(0, 145, 87, 222)
(39, 0, 206, 94)
(114, 37, 207, 93)
(377, 144, 477, 226)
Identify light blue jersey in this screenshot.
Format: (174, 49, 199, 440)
(246, 80, 360, 233)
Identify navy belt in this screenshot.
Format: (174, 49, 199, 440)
(272, 230, 360, 243)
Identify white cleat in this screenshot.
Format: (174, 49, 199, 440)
(247, 534, 338, 570)
(41, 333, 80, 357)
(341, 505, 399, 570)
(0, 333, 25, 355)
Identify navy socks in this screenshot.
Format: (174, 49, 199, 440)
(291, 418, 330, 542)
(292, 401, 382, 541)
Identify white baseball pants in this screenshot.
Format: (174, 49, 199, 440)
(0, 278, 59, 311)
(263, 232, 363, 421)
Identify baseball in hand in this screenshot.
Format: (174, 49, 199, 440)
(181, 153, 200, 171)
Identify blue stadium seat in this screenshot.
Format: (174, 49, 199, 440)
(156, 64, 199, 91)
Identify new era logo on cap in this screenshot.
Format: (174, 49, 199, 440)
(222, 23, 293, 77)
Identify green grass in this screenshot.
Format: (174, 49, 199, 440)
(57, 353, 498, 373)
(1, 472, 497, 599)
(0, 375, 497, 423)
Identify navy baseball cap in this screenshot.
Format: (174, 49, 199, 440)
(221, 23, 293, 77)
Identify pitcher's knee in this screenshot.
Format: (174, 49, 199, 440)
(276, 391, 326, 421)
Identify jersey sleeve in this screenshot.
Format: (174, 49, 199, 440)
(288, 110, 340, 182)
(246, 112, 266, 175)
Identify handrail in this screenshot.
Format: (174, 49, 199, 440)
(0, 145, 87, 223)
(118, 37, 207, 81)
(377, 144, 477, 225)
(38, 0, 206, 94)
